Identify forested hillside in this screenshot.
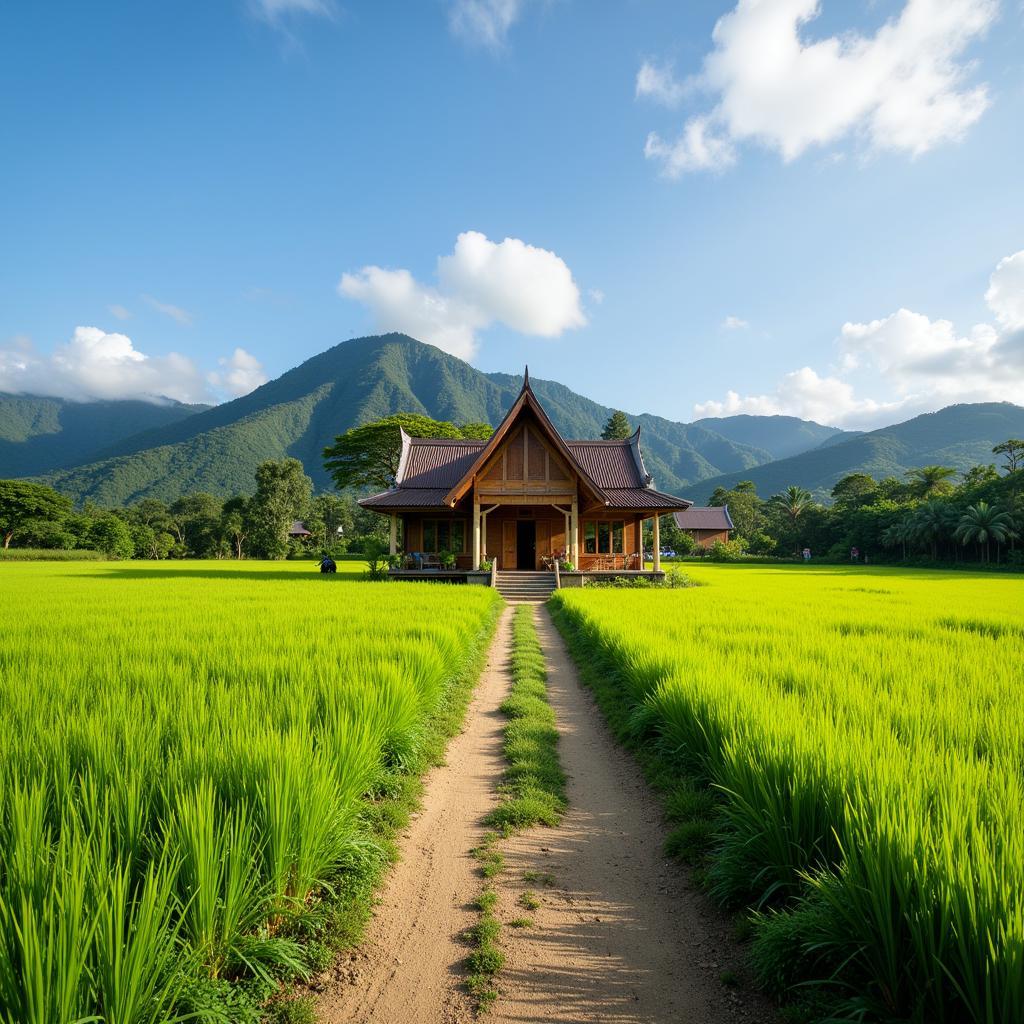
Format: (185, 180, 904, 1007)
(25, 335, 792, 503)
(693, 403, 1024, 501)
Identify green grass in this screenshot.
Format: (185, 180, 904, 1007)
(0, 560, 500, 1023)
(484, 606, 566, 833)
(463, 606, 567, 1013)
(551, 563, 1024, 1024)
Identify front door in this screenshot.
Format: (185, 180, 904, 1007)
(502, 521, 516, 570)
(516, 520, 536, 570)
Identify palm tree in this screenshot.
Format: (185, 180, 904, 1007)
(911, 499, 957, 560)
(771, 486, 813, 522)
(882, 517, 913, 560)
(770, 486, 814, 556)
(954, 502, 1018, 563)
(905, 465, 958, 499)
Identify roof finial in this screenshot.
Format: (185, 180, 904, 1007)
(523, 365, 530, 389)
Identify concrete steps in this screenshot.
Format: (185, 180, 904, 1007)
(495, 570, 558, 603)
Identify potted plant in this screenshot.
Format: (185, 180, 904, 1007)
(560, 559, 575, 572)
(479, 558, 493, 571)
(439, 549, 456, 570)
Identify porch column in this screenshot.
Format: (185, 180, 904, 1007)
(472, 494, 481, 570)
(570, 496, 579, 566)
(637, 515, 645, 567)
(652, 513, 661, 572)
(389, 513, 397, 557)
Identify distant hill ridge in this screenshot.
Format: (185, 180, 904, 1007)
(1, 333, 1017, 505)
(692, 402, 1024, 502)
(1, 334, 838, 504)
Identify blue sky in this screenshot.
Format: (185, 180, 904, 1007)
(1, 0, 1023, 428)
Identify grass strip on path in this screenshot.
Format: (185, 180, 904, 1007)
(465, 605, 567, 1011)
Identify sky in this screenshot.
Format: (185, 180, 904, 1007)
(1, 0, 1023, 429)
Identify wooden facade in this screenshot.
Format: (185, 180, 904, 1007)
(360, 372, 690, 573)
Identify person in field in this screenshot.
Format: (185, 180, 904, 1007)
(319, 556, 336, 574)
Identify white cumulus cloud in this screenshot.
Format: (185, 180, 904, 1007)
(449, 0, 525, 48)
(339, 231, 586, 361)
(0, 327, 265, 404)
(642, 0, 997, 177)
(695, 249, 1024, 428)
(208, 347, 268, 398)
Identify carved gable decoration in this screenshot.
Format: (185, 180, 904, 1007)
(476, 419, 575, 494)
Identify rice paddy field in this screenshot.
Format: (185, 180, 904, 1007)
(551, 565, 1024, 1024)
(0, 561, 500, 1023)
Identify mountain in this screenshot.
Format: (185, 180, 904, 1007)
(690, 414, 850, 460)
(691, 403, 1024, 502)
(0, 395, 209, 478)
(13, 334, 813, 505)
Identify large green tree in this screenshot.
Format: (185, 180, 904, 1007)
(831, 473, 878, 508)
(248, 458, 313, 559)
(169, 493, 223, 556)
(600, 411, 632, 440)
(708, 480, 764, 540)
(993, 439, 1024, 474)
(323, 414, 494, 492)
(0, 480, 72, 549)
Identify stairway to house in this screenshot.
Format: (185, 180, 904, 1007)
(495, 570, 558, 603)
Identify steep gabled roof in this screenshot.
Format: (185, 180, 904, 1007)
(358, 371, 691, 512)
(441, 370, 610, 507)
(673, 505, 734, 530)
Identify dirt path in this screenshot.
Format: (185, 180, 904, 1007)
(315, 605, 515, 1024)
(316, 602, 774, 1024)
(489, 606, 774, 1023)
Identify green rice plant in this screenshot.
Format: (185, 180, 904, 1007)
(0, 560, 501, 1018)
(550, 564, 1024, 1023)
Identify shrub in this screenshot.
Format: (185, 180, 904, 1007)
(707, 538, 744, 562)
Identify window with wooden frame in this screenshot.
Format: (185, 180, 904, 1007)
(583, 520, 624, 554)
(421, 520, 466, 553)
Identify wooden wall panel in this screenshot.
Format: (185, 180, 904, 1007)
(527, 428, 546, 480)
(506, 429, 524, 480)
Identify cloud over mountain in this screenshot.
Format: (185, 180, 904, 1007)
(695, 248, 1024, 427)
(338, 230, 586, 360)
(0, 327, 264, 404)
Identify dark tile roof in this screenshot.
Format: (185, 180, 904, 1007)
(399, 438, 486, 488)
(360, 487, 452, 508)
(673, 505, 734, 530)
(357, 381, 693, 513)
(605, 488, 691, 510)
(565, 440, 644, 489)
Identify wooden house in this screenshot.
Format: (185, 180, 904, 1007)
(359, 371, 690, 577)
(672, 505, 734, 548)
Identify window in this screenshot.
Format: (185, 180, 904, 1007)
(583, 520, 625, 555)
(421, 519, 466, 553)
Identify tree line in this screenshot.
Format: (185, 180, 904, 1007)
(0, 460, 386, 560)
(658, 439, 1024, 565)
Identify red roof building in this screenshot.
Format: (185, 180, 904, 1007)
(360, 371, 690, 572)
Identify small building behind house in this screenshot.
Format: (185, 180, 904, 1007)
(288, 520, 313, 541)
(672, 505, 734, 549)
